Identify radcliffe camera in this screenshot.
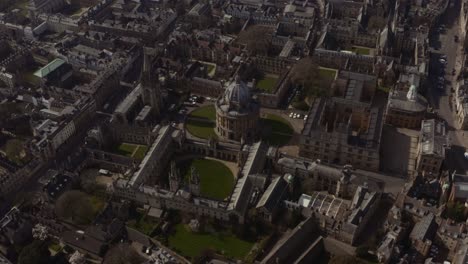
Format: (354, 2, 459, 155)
(0, 0, 468, 263)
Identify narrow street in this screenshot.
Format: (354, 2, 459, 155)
(428, 0, 468, 174)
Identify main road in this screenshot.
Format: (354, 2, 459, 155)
(428, 0, 468, 173)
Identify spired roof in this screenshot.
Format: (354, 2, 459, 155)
(222, 75, 251, 108)
(34, 58, 66, 78)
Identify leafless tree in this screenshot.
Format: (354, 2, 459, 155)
(103, 244, 145, 264)
(55, 191, 96, 225)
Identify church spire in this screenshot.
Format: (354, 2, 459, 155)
(141, 47, 162, 117)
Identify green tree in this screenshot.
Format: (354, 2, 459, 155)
(446, 201, 466, 222)
(18, 241, 51, 264)
(55, 191, 99, 225)
(103, 244, 145, 264)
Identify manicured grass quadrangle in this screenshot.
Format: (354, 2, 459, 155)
(189, 105, 216, 121)
(133, 145, 149, 160)
(114, 143, 148, 159)
(186, 119, 217, 140)
(257, 75, 279, 93)
(318, 67, 338, 80)
(186, 105, 217, 139)
(115, 143, 137, 156)
(181, 158, 234, 200)
(127, 211, 159, 236)
(169, 224, 253, 259)
(351, 46, 371, 55)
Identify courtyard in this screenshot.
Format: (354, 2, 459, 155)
(318, 67, 338, 81)
(260, 114, 294, 146)
(351, 46, 372, 55)
(200, 62, 216, 77)
(168, 223, 253, 259)
(179, 158, 235, 200)
(127, 209, 160, 236)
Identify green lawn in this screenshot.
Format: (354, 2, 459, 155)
(186, 119, 217, 140)
(186, 105, 217, 139)
(261, 114, 294, 146)
(377, 86, 391, 93)
(48, 242, 62, 253)
(89, 195, 105, 214)
(352, 46, 371, 55)
(189, 105, 216, 121)
(318, 67, 338, 80)
(133, 145, 148, 160)
(114, 143, 148, 159)
(204, 63, 216, 76)
(127, 211, 159, 236)
(199, 62, 216, 76)
(181, 158, 234, 200)
(257, 75, 278, 93)
(169, 224, 253, 259)
(115, 143, 138, 157)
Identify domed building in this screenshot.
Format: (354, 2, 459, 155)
(215, 76, 259, 142)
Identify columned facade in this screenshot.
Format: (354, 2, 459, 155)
(215, 107, 259, 141)
(215, 76, 259, 142)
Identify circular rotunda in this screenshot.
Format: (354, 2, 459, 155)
(215, 76, 259, 142)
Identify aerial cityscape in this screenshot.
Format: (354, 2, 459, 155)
(0, 0, 468, 263)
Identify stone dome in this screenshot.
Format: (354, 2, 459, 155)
(220, 76, 251, 109)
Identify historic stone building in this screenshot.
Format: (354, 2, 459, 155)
(416, 119, 449, 176)
(299, 71, 382, 171)
(215, 76, 260, 142)
(385, 84, 428, 129)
